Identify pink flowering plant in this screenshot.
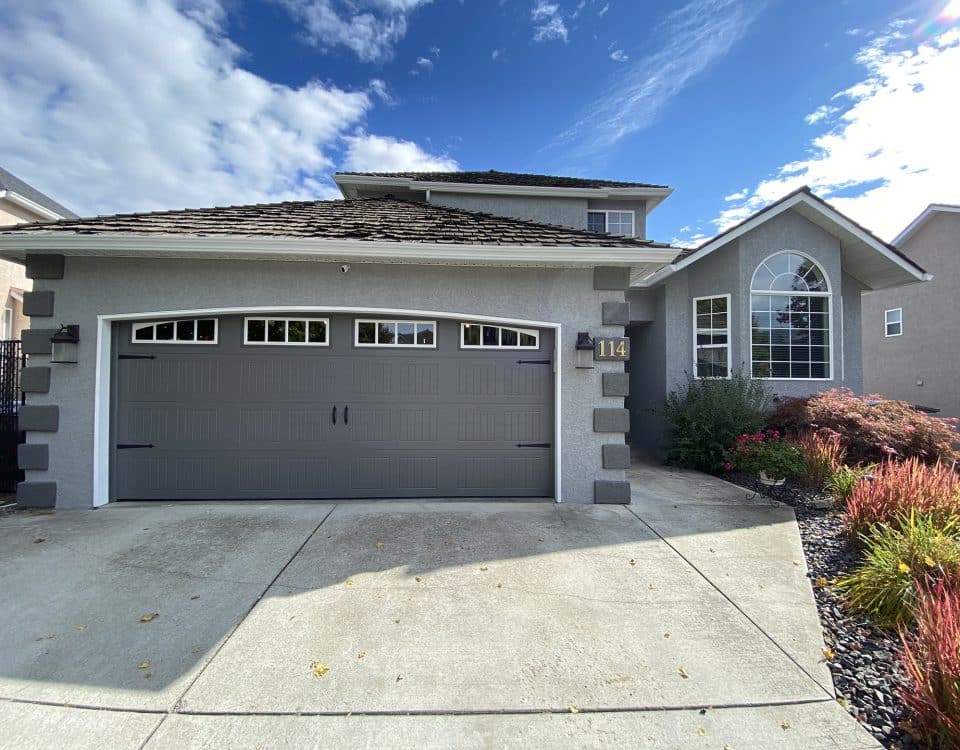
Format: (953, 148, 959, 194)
(724, 430, 805, 481)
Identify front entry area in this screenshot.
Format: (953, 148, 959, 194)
(111, 314, 555, 500)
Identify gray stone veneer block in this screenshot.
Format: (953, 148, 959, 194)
(593, 266, 630, 291)
(602, 443, 632, 469)
(21, 329, 57, 355)
(25, 254, 65, 280)
(18, 443, 49, 471)
(601, 301, 630, 326)
(17, 482, 57, 509)
(595, 480, 631, 504)
(19, 405, 59, 432)
(602, 372, 630, 397)
(22, 291, 55, 317)
(20, 367, 51, 393)
(594, 408, 629, 433)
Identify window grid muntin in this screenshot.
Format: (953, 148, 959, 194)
(693, 295, 731, 379)
(354, 319, 437, 348)
(586, 210, 635, 237)
(461, 323, 539, 349)
(132, 318, 219, 344)
(244, 317, 329, 346)
(750, 254, 831, 380)
(885, 308, 902, 337)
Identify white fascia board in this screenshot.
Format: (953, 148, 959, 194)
(633, 192, 929, 288)
(0, 233, 679, 268)
(892, 204, 960, 247)
(0, 191, 70, 221)
(332, 174, 674, 211)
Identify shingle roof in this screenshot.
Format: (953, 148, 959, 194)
(0, 167, 78, 219)
(0, 196, 674, 249)
(337, 170, 668, 190)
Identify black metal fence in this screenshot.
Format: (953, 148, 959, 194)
(0, 340, 25, 493)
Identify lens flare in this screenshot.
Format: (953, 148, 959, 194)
(915, 0, 960, 39)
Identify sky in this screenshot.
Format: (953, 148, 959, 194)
(0, 0, 958, 246)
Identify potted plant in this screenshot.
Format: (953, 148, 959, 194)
(725, 431, 805, 485)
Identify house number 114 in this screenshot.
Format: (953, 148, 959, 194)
(594, 337, 630, 361)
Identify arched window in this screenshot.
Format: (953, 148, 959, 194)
(750, 252, 831, 379)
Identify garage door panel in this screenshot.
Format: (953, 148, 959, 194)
(113, 316, 554, 500)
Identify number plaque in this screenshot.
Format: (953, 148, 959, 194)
(594, 337, 630, 361)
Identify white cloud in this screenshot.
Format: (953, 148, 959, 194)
(723, 188, 749, 202)
(712, 24, 960, 241)
(803, 104, 839, 125)
(342, 134, 459, 172)
(554, 0, 766, 155)
(416, 56, 434, 70)
(598, 3, 609, 17)
(491, 48, 502, 59)
(278, 0, 433, 62)
(610, 49, 628, 62)
(0, 1, 448, 216)
(429, 45, 440, 56)
(531, 1, 568, 42)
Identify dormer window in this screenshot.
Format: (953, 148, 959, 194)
(587, 210, 635, 237)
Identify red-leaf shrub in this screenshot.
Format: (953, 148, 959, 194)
(767, 389, 960, 466)
(845, 459, 960, 540)
(795, 428, 846, 488)
(897, 579, 960, 749)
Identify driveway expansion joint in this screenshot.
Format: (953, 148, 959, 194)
(624, 504, 835, 700)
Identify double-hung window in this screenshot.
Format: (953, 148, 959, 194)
(693, 295, 731, 378)
(587, 210, 635, 237)
(884, 308, 902, 337)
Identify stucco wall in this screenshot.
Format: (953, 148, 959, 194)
(862, 211, 960, 416)
(429, 192, 589, 232)
(26, 257, 627, 508)
(627, 209, 865, 454)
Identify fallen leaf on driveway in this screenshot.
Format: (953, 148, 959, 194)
(192, 647, 201, 654)
(793, 560, 801, 566)
(569, 706, 578, 714)
(697, 727, 706, 736)
(357, 651, 366, 659)
(345, 579, 355, 586)
(821, 647, 835, 660)
(375, 541, 385, 550)
(33, 538, 45, 544)
(310, 661, 329, 678)
(677, 666, 689, 679)
(396, 674, 404, 682)
(394, 619, 400, 624)
(140, 613, 159, 623)
(75, 624, 86, 632)
(33, 635, 56, 641)
(496, 582, 502, 588)
(415, 576, 422, 583)
(479, 566, 489, 572)
(663, 632, 671, 639)
(138, 660, 151, 670)
(781, 720, 791, 730)
(190, 595, 200, 601)
(628, 559, 636, 566)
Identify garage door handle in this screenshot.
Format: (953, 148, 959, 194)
(517, 359, 551, 365)
(331, 405, 337, 425)
(344, 405, 349, 425)
(516, 443, 551, 448)
(117, 443, 155, 449)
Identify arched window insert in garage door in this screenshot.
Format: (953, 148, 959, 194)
(131, 318, 218, 344)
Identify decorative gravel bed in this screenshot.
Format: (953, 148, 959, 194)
(726, 473, 920, 749)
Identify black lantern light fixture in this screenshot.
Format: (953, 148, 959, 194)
(50, 324, 80, 364)
(575, 331, 596, 369)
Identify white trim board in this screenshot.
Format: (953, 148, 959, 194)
(92, 306, 563, 507)
(892, 204, 960, 247)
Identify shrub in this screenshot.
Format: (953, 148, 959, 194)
(826, 463, 875, 504)
(897, 579, 960, 748)
(845, 458, 960, 540)
(725, 431, 805, 481)
(836, 513, 960, 628)
(663, 370, 770, 473)
(767, 388, 960, 466)
(795, 429, 846, 488)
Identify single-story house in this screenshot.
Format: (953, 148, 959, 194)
(0, 171, 929, 509)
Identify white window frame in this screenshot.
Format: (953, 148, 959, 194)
(460, 322, 539, 350)
(586, 210, 636, 238)
(244, 317, 330, 346)
(692, 294, 732, 379)
(2, 307, 12, 340)
(884, 307, 903, 337)
(749, 250, 833, 381)
(131, 318, 219, 345)
(354, 319, 437, 348)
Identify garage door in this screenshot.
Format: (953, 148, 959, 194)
(112, 314, 554, 500)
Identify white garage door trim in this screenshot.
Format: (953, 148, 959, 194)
(93, 306, 562, 507)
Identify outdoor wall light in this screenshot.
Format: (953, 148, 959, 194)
(50, 324, 80, 364)
(575, 331, 596, 369)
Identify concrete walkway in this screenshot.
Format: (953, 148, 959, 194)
(0, 468, 878, 749)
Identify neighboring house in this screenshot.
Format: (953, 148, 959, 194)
(862, 205, 960, 417)
(0, 172, 927, 510)
(0, 167, 78, 339)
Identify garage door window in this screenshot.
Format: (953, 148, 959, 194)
(132, 318, 218, 344)
(244, 318, 329, 345)
(461, 323, 539, 349)
(355, 320, 436, 347)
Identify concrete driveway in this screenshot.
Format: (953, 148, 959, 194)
(0, 467, 878, 749)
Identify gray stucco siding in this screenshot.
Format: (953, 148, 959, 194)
(28, 256, 625, 508)
(429, 193, 588, 231)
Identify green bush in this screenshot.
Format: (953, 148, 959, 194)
(725, 431, 805, 480)
(663, 370, 770, 473)
(836, 513, 960, 628)
(826, 464, 875, 504)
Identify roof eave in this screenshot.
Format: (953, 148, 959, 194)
(0, 190, 72, 222)
(0, 233, 680, 268)
(892, 204, 960, 247)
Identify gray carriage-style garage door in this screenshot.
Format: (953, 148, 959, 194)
(111, 314, 554, 500)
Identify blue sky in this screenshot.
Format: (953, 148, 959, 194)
(0, 0, 957, 244)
